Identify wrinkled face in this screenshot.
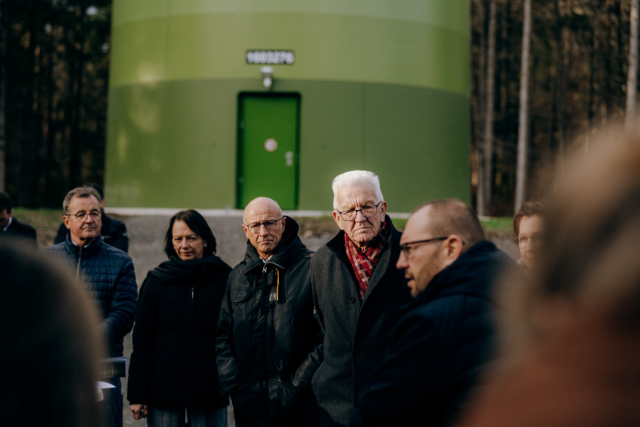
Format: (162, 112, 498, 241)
(518, 215, 545, 270)
(242, 203, 286, 259)
(332, 184, 387, 249)
(63, 196, 102, 245)
(396, 209, 448, 298)
(0, 209, 11, 228)
(172, 220, 205, 261)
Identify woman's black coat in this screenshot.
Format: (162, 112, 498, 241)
(127, 255, 231, 409)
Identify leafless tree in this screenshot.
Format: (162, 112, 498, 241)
(515, 0, 532, 212)
(626, 0, 639, 131)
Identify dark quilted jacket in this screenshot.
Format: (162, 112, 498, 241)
(41, 234, 137, 356)
(351, 241, 513, 427)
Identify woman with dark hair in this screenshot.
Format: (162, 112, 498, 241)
(128, 210, 231, 427)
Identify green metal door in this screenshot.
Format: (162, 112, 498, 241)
(238, 94, 300, 209)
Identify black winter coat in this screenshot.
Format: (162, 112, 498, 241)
(310, 217, 412, 427)
(1, 218, 37, 246)
(216, 217, 322, 427)
(128, 255, 231, 409)
(40, 234, 137, 356)
(55, 211, 129, 253)
(351, 241, 513, 427)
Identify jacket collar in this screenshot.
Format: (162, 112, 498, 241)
(64, 232, 103, 258)
(401, 240, 499, 314)
(243, 216, 307, 275)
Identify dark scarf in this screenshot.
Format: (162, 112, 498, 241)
(150, 254, 221, 282)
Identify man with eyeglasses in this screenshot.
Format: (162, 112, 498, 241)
(351, 198, 513, 427)
(41, 186, 137, 427)
(309, 170, 411, 427)
(217, 197, 322, 427)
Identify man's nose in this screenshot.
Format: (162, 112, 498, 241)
(355, 210, 367, 222)
(259, 224, 270, 236)
(396, 251, 408, 270)
(85, 214, 94, 223)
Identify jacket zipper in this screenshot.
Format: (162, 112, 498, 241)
(76, 245, 83, 282)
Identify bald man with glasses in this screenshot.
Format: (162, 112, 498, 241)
(216, 197, 322, 427)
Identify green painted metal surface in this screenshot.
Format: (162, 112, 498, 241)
(239, 95, 300, 209)
(105, 79, 469, 211)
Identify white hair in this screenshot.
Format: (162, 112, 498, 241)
(332, 170, 384, 210)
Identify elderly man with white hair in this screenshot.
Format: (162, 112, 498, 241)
(310, 171, 411, 427)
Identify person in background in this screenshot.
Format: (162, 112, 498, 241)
(459, 125, 640, 427)
(217, 197, 321, 427)
(0, 192, 37, 246)
(41, 186, 137, 427)
(55, 183, 129, 253)
(0, 242, 104, 427)
(310, 171, 411, 427)
(512, 201, 546, 272)
(351, 199, 513, 427)
(128, 210, 230, 427)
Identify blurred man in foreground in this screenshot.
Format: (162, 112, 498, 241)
(41, 186, 137, 427)
(55, 183, 129, 252)
(352, 199, 512, 427)
(0, 192, 37, 245)
(0, 242, 104, 427)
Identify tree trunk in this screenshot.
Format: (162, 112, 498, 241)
(481, 0, 496, 216)
(515, 0, 532, 213)
(626, 0, 639, 131)
(473, 0, 487, 216)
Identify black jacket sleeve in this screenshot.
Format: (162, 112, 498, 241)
(350, 308, 450, 427)
(127, 276, 160, 404)
(216, 275, 240, 396)
(109, 221, 129, 253)
(54, 222, 67, 244)
(99, 256, 137, 343)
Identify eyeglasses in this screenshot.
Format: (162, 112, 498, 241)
(518, 235, 544, 249)
(244, 217, 284, 234)
(66, 210, 101, 222)
(399, 237, 449, 258)
(336, 202, 382, 221)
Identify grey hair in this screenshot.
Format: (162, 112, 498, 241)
(63, 186, 102, 215)
(332, 170, 384, 210)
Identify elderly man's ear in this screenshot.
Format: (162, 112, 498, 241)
(281, 216, 286, 231)
(441, 235, 464, 268)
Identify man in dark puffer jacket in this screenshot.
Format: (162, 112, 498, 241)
(351, 199, 513, 427)
(217, 197, 322, 427)
(41, 186, 137, 427)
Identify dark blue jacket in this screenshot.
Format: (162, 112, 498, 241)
(351, 241, 512, 427)
(41, 234, 137, 357)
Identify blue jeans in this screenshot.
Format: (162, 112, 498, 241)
(147, 406, 228, 427)
(102, 377, 123, 427)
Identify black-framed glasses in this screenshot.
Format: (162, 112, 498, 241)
(66, 210, 101, 222)
(399, 237, 448, 258)
(244, 217, 284, 234)
(518, 235, 544, 249)
(336, 202, 382, 221)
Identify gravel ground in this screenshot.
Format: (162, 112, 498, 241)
(119, 215, 517, 427)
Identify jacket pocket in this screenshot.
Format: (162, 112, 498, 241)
(230, 288, 252, 303)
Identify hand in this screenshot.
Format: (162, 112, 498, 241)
(130, 404, 148, 420)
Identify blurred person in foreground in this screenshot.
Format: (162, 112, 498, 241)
(0, 242, 104, 427)
(41, 186, 137, 427)
(351, 199, 513, 427)
(0, 192, 37, 246)
(128, 210, 231, 426)
(217, 197, 321, 427)
(55, 183, 129, 253)
(311, 171, 411, 427)
(459, 125, 640, 427)
(513, 201, 546, 273)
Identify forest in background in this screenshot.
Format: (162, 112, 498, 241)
(0, 0, 638, 215)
